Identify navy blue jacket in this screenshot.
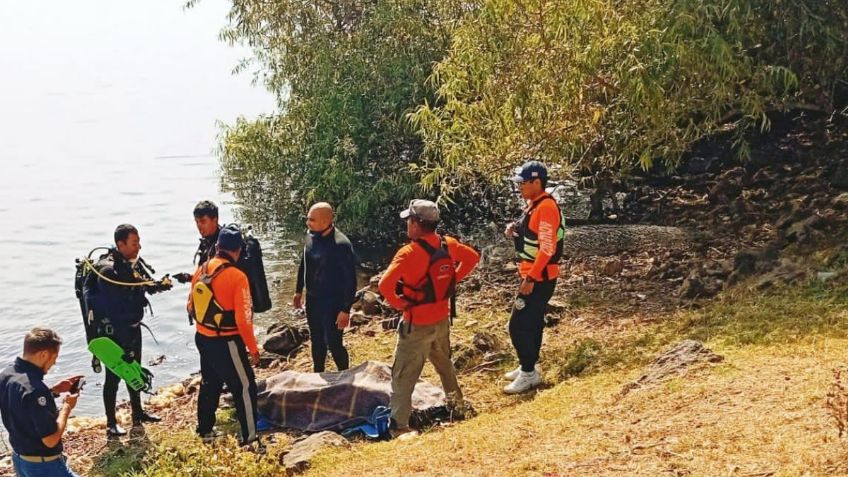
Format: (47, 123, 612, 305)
(0, 358, 62, 456)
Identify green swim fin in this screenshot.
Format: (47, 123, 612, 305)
(88, 337, 153, 393)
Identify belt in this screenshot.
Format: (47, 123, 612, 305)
(15, 453, 63, 463)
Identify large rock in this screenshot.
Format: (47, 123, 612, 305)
(775, 204, 809, 230)
(785, 215, 821, 244)
(359, 291, 387, 316)
(600, 259, 624, 276)
(348, 310, 371, 327)
(263, 324, 307, 355)
(677, 270, 705, 299)
(708, 167, 746, 204)
(754, 262, 807, 290)
(452, 332, 504, 371)
(281, 431, 350, 475)
(751, 167, 778, 186)
(732, 249, 756, 275)
(620, 340, 723, 395)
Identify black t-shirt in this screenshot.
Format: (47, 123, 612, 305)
(295, 228, 358, 311)
(0, 358, 62, 456)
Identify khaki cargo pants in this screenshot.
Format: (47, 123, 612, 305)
(390, 318, 462, 428)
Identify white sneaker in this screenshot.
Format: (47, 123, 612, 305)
(504, 365, 540, 380)
(503, 370, 542, 394)
(504, 366, 522, 380)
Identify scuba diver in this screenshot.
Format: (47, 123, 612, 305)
(174, 200, 272, 314)
(293, 202, 357, 373)
(191, 200, 221, 267)
(75, 224, 172, 436)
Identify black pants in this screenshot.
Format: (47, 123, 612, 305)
(305, 298, 349, 373)
(509, 279, 557, 372)
(103, 327, 143, 426)
(195, 333, 258, 444)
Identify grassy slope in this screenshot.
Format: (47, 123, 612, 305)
(85, 270, 848, 476)
(307, 279, 848, 477)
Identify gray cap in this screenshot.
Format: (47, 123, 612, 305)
(399, 199, 440, 223)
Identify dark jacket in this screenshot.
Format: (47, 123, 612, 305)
(295, 228, 358, 312)
(0, 358, 63, 456)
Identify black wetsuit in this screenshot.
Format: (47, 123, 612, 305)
(87, 250, 157, 426)
(195, 226, 221, 266)
(295, 227, 358, 372)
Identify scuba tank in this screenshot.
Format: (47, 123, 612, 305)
(75, 247, 170, 373)
(235, 226, 273, 313)
(74, 247, 112, 344)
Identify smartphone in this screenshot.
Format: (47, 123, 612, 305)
(70, 378, 86, 394)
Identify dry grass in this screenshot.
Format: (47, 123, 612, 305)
(55, 272, 848, 476)
(309, 340, 848, 476)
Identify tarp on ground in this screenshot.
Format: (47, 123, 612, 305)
(256, 360, 446, 432)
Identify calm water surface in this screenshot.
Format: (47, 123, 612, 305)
(0, 1, 295, 415)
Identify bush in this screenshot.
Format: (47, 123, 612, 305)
(411, 0, 848, 193)
(214, 0, 465, 240)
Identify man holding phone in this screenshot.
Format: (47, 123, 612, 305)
(0, 328, 83, 477)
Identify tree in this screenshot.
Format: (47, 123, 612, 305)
(214, 0, 465, 239)
(410, 0, 848, 199)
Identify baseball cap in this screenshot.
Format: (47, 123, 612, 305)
(399, 199, 440, 223)
(216, 224, 244, 252)
(510, 160, 548, 182)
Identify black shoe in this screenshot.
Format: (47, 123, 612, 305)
(240, 438, 266, 454)
(132, 411, 162, 426)
(106, 425, 127, 437)
(199, 429, 224, 443)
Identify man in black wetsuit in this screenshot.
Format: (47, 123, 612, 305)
(181, 200, 222, 273)
(86, 224, 168, 436)
(174, 201, 221, 287)
(191, 200, 221, 267)
(292, 202, 358, 372)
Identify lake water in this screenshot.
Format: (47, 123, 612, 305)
(0, 0, 290, 415)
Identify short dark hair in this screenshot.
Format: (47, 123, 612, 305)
(114, 224, 139, 244)
(193, 201, 219, 219)
(23, 328, 63, 355)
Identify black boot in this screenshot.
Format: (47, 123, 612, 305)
(132, 411, 162, 426)
(107, 424, 127, 437)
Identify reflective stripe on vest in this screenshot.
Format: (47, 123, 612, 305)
(514, 195, 565, 263)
